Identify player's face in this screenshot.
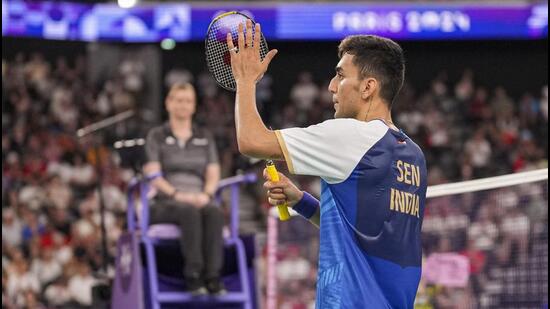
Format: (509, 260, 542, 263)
(166, 88, 196, 120)
(328, 53, 362, 119)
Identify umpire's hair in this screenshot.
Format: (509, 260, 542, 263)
(168, 82, 196, 95)
(338, 35, 405, 107)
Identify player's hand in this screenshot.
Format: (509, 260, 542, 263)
(226, 19, 278, 86)
(263, 168, 303, 207)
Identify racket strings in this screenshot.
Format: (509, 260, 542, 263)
(206, 14, 269, 91)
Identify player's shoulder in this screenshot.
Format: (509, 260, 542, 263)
(315, 119, 389, 154)
(408, 138, 427, 162)
(316, 118, 388, 133)
(355, 119, 390, 134)
(307, 119, 389, 146)
(408, 138, 424, 153)
(317, 118, 362, 126)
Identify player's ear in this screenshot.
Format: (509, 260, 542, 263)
(360, 77, 378, 100)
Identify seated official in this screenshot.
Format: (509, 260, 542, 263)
(143, 83, 225, 295)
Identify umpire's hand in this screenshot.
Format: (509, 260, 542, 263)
(263, 169, 303, 207)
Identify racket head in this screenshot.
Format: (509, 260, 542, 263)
(205, 11, 269, 92)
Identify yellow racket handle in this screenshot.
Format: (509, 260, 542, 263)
(266, 160, 291, 221)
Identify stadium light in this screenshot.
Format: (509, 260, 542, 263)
(118, 0, 137, 9)
(160, 38, 176, 50)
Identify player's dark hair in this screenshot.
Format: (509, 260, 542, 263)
(338, 35, 405, 107)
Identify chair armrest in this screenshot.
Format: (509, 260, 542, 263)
(126, 177, 141, 232)
(126, 177, 151, 233)
(216, 173, 257, 193)
(127, 173, 258, 237)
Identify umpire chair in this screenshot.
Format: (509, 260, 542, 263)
(116, 172, 257, 309)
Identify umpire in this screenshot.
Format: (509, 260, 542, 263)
(143, 83, 226, 295)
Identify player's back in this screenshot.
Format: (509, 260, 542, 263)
(275, 118, 427, 308)
(317, 119, 427, 309)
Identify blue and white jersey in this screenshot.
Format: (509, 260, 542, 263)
(276, 119, 427, 309)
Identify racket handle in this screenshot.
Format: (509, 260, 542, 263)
(266, 161, 291, 221)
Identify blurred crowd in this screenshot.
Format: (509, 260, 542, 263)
(2, 50, 548, 308)
(2, 53, 134, 308)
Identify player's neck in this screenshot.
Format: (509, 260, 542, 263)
(357, 101, 398, 131)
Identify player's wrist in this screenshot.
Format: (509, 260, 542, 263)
(292, 191, 319, 219)
(236, 80, 256, 89)
(288, 191, 304, 208)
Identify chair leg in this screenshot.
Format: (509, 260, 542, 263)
(234, 239, 252, 309)
(143, 239, 161, 309)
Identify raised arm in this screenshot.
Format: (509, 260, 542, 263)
(227, 20, 282, 160)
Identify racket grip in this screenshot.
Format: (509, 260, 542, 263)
(266, 161, 291, 221)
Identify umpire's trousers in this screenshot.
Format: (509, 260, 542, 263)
(150, 198, 224, 279)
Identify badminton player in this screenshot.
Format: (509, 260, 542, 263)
(227, 20, 427, 308)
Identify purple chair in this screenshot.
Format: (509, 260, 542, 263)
(126, 173, 257, 309)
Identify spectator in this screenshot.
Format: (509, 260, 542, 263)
(43, 274, 72, 307)
(433, 285, 475, 309)
(460, 237, 487, 293)
(20, 289, 47, 309)
(30, 246, 62, 286)
(500, 206, 531, 263)
(2, 208, 23, 248)
(464, 127, 492, 178)
(455, 69, 475, 102)
(45, 174, 72, 210)
(277, 245, 311, 283)
(468, 205, 499, 252)
(20, 209, 46, 243)
(67, 262, 96, 306)
(289, 71, 319, 124)
(6, 253, 40, 307)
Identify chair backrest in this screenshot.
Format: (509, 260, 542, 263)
(127, 173, 258, 239)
